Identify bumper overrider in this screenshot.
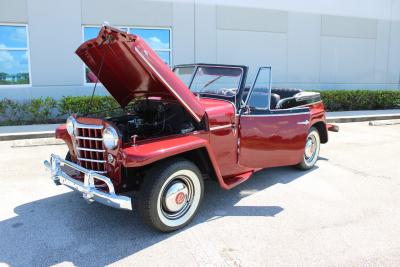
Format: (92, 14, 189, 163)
(44, 154, 132, 210)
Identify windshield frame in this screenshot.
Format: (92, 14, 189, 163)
(172, 63, 248, 93)
(173, 64, 248, 100)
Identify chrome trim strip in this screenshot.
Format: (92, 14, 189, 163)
(297, 119, 310, 125)
(210, 124, 232, 131)
(86, 169, 107, 174)
(75, 123, 103, 130)
(78, 157, 106, 163)
(77, 147, 105, 153)
(134, 46, 202, 122)
(76, 136, 102, 141)
(44, 154, 132, 210)
(241, 112, 311, 117)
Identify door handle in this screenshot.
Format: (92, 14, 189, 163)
(297, 119, 309, 125)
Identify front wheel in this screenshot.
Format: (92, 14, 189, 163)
(137, 159, 204, 232)
(297, 127, 321, 170)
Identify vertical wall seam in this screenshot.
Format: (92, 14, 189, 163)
(386, 0, 394, 87)
(193, 0, 196, 62)
(318, 14, 322, 84)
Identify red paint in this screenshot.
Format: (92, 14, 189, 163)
(56, 25, 331, 193)
(239, 113, 310, 168)
(175, 192, 185, 205)
(76, 26, 205, 122)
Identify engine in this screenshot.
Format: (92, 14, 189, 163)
(107, 100, 197, 144)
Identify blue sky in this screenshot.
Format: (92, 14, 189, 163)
(83, 27, 171, 65)
(0, 26, 27, 49)
(0, 26, 29, 75)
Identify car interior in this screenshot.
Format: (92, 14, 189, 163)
(243, 87, 305, 110)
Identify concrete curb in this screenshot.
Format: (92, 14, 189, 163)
(326, 114, 400, 123)
(1, 113, 400, 141)
(0, 131, 54, 141)
(368, 119, 400, 126)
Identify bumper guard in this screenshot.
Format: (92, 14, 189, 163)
(44, 154, 132, 210)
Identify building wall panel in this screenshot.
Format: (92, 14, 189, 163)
(287, 12, 321, 83)
(0, 0, 27, 23)
(27, 0, 83, 86)
(217, 29, 287, 83)
(320, 36, 376, 83)
(217, 6, 288, 33)
(321, 15, 378, 39)
(81, 0, 173, 27)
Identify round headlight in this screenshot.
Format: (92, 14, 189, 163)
(66, 116, 76, 136)
(103, 127, 119, 150)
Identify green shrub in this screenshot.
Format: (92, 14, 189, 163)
(0, 97, 58, 125)
(58, 95, 119, 116)
(0, 90, 399, 126)
(317, 90, 400, 111)
(26, 97, 57, 123)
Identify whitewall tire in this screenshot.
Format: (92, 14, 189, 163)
(297, 127, 320, 170)
(138, 159, 204, 232)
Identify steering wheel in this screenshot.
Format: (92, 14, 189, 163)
(219, 88, 237, 96)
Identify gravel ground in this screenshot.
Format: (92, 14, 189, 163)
(0, 122, 399, 267)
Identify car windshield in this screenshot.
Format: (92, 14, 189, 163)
(174, 66, 243, 97)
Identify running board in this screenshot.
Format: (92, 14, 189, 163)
(223, 171, 254, 189)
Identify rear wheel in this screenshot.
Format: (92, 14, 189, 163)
(297, 127, 320, 170)
(137, 159, 204, 232)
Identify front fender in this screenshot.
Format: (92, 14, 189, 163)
(121, 135, 229, 189)
(122, 135, 212, 167)
(55, 124, 75, 158)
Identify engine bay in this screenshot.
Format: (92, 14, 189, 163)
(107, 100, 200, 143)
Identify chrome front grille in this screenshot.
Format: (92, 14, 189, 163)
(75, 125, 106, 173)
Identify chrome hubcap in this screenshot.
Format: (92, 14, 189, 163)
(305, 135, 316, 162)
(161, 176, 194, 219)
(163, 181, 188, 213)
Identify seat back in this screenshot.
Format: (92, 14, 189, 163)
(247, 92, 280, 110)
(271, 88, 303, 99)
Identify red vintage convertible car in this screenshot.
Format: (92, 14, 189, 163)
(44, 26, 336, 232)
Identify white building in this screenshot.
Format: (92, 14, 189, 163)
(0, 0, 399, 101)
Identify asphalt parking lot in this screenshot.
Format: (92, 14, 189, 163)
(0, 122, 400, 266)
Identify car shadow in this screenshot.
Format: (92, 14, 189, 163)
(0, 166, 317, 266)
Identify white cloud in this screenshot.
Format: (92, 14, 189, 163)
(0, 50, 14, 70)
(0, 50, 28, 73)
(147, 36, 169, 50)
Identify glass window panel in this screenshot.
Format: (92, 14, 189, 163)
(190, 67, 242, 96)
(247, 68, 272, 109)
(0, 50, 29, 85)
(174, 67, 195, 86)
(0, 26, 27, 49)
(130, 28, 170, 50)
(156, 51, 170, 66)
(83, 27, 100, 41)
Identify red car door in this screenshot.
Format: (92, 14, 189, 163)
(238, 110, 310, 168)
(238, 67, 310, 168)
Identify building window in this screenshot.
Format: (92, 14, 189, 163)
(0, 25, 30, 86)
(83, 26, 172, 83)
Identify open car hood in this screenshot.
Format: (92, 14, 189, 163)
(76, 26, 205, 122)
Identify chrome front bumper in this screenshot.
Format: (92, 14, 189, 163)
(44, 154, 132, 210)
